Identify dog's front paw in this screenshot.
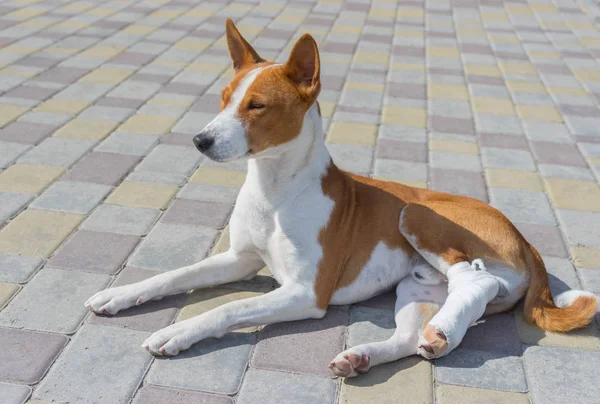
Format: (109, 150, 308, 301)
(142, 323, 195, 356)
(85, 286, 139, 315)
(329, 351, 371, 378)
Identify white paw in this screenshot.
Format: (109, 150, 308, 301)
(142, 323, 194, 356)
(329, 350, 371, 378)
(85, 285, 145, 315)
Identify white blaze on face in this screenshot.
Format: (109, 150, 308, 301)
(200, 67, 265, 162)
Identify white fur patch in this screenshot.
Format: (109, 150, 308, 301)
(554, 290, 599, 310)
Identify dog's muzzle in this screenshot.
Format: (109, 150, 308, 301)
(193, 132, 215, 153)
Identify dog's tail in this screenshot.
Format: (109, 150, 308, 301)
(523, 245, 598, 332)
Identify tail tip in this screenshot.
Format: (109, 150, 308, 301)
(554, 290, 599, 311)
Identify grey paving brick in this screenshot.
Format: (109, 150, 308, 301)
(378, 125, 427, 143)
(0, 142, 31, 169)
(88, 267, 184, 332)
(128, 222, 218, 272)
(0, 254, 44, 284)
(556, 210, 600, 248)
(430, 168, 488, 202)
(17, 137, 94, 168)
(17, 111, 73, 127)
(95, 132, 159, 156)
(490, 188, 556, 225)
(30, 181, 112, 214)
(63, 151, 141, 185)
(132, 386, 234, 404)
(481, 147, 536, 171)
(475, 114, 523, 136)
(0, 382, 31, 404)
(435, 349, 527, 392)
(252, 306, 348, 377)
(544, 256, 582, 296)
(135, 144, 202, 175)
(147, 332, 255, 394)
(79, 105, 134, 122)
(0, 327, 68, 384)
(525, 346, 600, 404)
(347, 306, 395, 347)
(0, 191, 33, 220)
(237, 369, 337, 404)
(0, 122, 56, 145)
(49, 230, 140, 275)
(171, 112, 214, 134)
(82, 204, 160, 236)
(107, 80, 161, 100)
(178, 183, 239, 204)
(0, 268, 110, 333)
(125, 171, 187, 186)
(373, 158, 428, 181)
(34, 324, 152, 404)
(430, 151, 483, 172)
(514, 223, 568, 258)
(161, 199, 232, 229)
(539, 164, 595, 181)
(522, 120, 573, 144)
(54, 83, 112, 102)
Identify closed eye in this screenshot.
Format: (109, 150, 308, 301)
(248, 102, 265, 110)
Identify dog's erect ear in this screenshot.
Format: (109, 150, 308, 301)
(284, 34, 321, 101)
(225, 18, 264, 72)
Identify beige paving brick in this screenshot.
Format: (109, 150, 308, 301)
(472, 97, 515, 115)
(327, 122, 378, 147)
(106, 182, 177, 210)
(485, 168, 544, 191)
(353, 52, 389, 65)
(516, 106, 563, 122)
(0, 104, 29, 128)
(430, 139, 479, 155)
(344, 82, 385, 92)
(211, 226, 231, 256)
(373, 177, 428, 189)
(79, 67, 133, 84)
(53, 119, 117, 141)
(80, 45, 125, 59)
(318, 101, 336, 118)
(499, 63, 537, 76)
(544, 178, 600, 212)
(0, 164, 64, 194)
(436, 385, 530, 404)
(173, 39, 211, 52)
(0, 282, 20, 310)
(185, 63, 228, 73)
(118, 114, 177, 135)
(570, 246, 600, 269)
(427, 46, 460, 58)
(464, 64, 502, 77)
(177, 288, 264, 331)
(515, 304, 600, 350)
(507, 81, 547, 94)
(428, 83, 469, 100)
(340, 357, 432, 404)
(573, 69, 600, 82)
(547, 87, 589, 96)
(190, 168, 246, 187)
(0, 209, 84, 257)
(35, 99, 90, 115)
(382, 106, 427, 127)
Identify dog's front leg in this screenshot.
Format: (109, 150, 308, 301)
(85, 250, 263, 315)
(143, 284, 324, 356)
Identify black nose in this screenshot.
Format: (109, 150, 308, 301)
(193, 133, 214, 152)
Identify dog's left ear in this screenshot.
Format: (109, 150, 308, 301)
(285, 34, 321, 102)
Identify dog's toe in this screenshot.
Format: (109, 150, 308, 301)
(329, 353, 370, 378)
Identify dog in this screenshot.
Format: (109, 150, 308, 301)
(86, 19, 599, 378)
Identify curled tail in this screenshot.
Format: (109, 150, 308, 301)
(524, 246, 598, 332)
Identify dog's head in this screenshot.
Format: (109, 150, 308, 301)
(193, 19, 321, 162)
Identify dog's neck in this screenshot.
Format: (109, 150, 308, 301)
(245, 103, 331, 205)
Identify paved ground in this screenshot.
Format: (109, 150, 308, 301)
(1, 0, 600, 403)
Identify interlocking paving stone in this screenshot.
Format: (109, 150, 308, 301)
(252, 306, 348, 377)
(0, 382, 31, 404)
(128, 222, 218, 271)
(340, 357, 433, 404)
(0, 164, 64, 195)
(0, 142, 31, 169)
(514, 223, 568, 258)
(347, 305, 395, 348)
(161, 199, 232, 229)
(82, 204, 160, 236)
(0, 209, 84, 257)
(237, 369, 337, 404)
(0, 122, 56, 145)
(0, 268, 109, 333)
(88, 267, 183, 332)
(63, 151, 141, 185)
(178, 183, 239, 204)
(30, 181, 112, 214)
(135, 144, 202, 175)
(0, 327, 68, 384)
(0, 282, 20, 310)
(132, 386, 234, 404)
(34, 324, 152, 404)
(525, 346, 600, 404)
(17, 137, 94, 168)
(147, 332, 255, 395)
(0, 254, 43, 284)
(430, 168, 488, 202)
(489, 188, 556, 226)
(0, 191, 33, 220)
(95, 131, 159, 156)
(436, 385, 530, 404)
(106, 181, 178, 209)
(49, 230, 140, 275)
(556, 210, 600, 248)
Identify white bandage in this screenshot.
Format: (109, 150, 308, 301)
(427, 261, 500, 355)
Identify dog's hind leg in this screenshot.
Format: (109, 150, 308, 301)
(329, 277, 447, 378)
(85, 250, 264, 315)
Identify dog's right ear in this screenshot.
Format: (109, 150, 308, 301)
(225, 19, 264, 72)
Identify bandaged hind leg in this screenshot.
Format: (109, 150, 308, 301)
(417, 260, 500, 359)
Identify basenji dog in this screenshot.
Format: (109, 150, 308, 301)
(86, 20, 599, 378)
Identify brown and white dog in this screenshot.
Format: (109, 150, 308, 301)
(86, 20, 599, 378)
